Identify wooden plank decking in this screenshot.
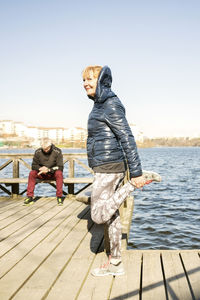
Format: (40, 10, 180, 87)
(0, 197, 199, 300)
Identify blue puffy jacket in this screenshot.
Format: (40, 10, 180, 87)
(87, 66, 142, 179)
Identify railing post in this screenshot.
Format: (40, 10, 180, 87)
(12, 158, 19, 198)
(68, 158, 74, 195)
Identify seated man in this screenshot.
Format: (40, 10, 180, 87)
(24, 138, 64, 205)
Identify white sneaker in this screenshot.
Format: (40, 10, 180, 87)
(91, 256, 125, 277)
(142, 170, 162, 183)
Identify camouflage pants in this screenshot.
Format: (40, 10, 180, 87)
(91, 173, 135, 259)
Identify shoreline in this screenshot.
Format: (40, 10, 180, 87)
(1, 144, 200, 149)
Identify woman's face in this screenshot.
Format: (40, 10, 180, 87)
(83, 70, 98, 97)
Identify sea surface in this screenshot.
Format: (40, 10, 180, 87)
(0, 147, 199, 250)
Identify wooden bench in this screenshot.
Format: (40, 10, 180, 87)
(0, 177, 93, 184)
(0, 177, 94, 197)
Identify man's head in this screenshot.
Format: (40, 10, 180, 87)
(41, 138, 52, 153)
(82, 65, 102, 97)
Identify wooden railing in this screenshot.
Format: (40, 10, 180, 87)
(0, 153, 93, 197)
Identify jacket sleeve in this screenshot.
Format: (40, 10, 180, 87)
(104, 98, 142, 178)
(49, 149, 64, 173)
(32, 151, 41, 171)
(56, 150, 64, 172)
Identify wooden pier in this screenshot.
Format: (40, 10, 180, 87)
(0, 196, 199, 300)
(0, 153, 200, 299)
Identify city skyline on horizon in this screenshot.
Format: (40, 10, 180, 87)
(0, 117, 199, 139)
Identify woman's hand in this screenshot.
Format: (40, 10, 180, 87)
(131, 176, 146, 189)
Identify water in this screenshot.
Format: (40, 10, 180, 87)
(0, 147, 199, 250)
(129, 147, 200, 250)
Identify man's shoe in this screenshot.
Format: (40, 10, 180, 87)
(24, 197, 34, 205)
(91, 256, 125, 277)
(57, 197, 63, 206)
(142, 170, 162, 183)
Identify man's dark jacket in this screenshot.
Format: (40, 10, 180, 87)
(32, 144, 63, 172)
(87, 66, 142, 179)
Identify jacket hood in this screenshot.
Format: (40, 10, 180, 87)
(89, 66, 116, 103)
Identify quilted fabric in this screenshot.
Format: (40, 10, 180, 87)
(87, 66, 142, 178)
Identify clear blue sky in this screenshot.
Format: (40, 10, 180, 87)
(1, 0, 200, 137)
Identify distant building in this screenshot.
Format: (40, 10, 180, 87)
(48, 127, 65, 143)
(14, 122, 27, 137)
(26, 126, 40, 146)
(37, 127, 49, 141)
(27, 126, 39, 140)
(0, 119, 142, 145)
(0, 120, 15, 135)
(64, 127, 87, 142)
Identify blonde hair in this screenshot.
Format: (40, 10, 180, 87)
(82, 65, 102, 80)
